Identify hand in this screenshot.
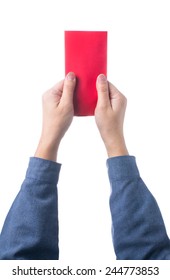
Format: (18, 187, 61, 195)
(35, 72, 76, 161)
(95, 74, 129, 157)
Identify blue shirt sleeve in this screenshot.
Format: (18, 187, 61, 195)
(107, 155, 170, 260)
(0, 157, 61, 260)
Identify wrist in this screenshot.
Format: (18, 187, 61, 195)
(105, 136, 129, 158)
(34, 138, 60, 162)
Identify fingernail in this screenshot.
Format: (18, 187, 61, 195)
(66, 72, 75, 81)
(98, 74, 107, 83)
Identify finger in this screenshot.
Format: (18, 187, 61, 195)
(96, 74, 110, 107)
(50, 80, 64, 97)
(108, 82, 122, 99)
(61, 72, 76, 104)
(108, 82, 127, 110)
(51, 80, 64, 92)
(43, 80, 64, 105)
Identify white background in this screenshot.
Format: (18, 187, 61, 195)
(0, 0, 170, 261)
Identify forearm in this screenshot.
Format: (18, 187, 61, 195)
(34, 137, 60, 162)
(105, 135, 129, 158)
(0, 157, 61, 260)
(107, 156, 170, 260)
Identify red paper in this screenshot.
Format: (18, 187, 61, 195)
(65, 31, 107, 116)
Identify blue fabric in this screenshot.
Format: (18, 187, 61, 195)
(107, 156, 170, 260)
(0, 155, 170, 260)
(0, 157, 61, 260)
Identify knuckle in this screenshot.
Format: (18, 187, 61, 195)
(96, 103, 108, 111)
(98, 84, 108, 94)
(64, 80, 74, 91)
(120, 94, 127, 107)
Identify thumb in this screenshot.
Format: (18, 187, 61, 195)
(96, 74, 110, 107)
(62, 72, 76, 104)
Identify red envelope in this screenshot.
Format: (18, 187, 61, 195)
(65, 31, 107, 116)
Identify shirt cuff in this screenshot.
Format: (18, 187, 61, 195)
(106, 155, 140, 181)
(26, 157, 61, 185)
